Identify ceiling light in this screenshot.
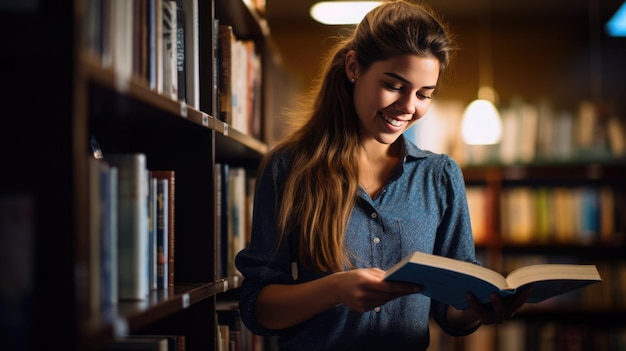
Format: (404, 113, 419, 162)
(462, 3, 502, 145)
(606, 1, 626, 36)
(310, 1, 382, 25)
(461, 87, 503, 145)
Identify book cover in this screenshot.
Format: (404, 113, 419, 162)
(383, 251, 602, 310)
(106, 153, 150, 300)
(150, 170, 175, 287)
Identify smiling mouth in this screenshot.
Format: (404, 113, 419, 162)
(381, 113, 407, 127)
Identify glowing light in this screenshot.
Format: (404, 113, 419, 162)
(606, 1, 626, 36)
(310, 1, 382, 25)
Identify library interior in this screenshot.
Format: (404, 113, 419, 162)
(1, 0, 625, 350)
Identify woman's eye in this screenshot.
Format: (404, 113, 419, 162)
(417, 92, 432, 100)
(385, 83, 402, 91)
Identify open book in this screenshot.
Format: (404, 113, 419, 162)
(383, 251, 602, 310)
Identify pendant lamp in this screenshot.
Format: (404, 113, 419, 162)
(461, 1, 502, 145)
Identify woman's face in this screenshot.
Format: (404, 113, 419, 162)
(347, 53, 440, 145)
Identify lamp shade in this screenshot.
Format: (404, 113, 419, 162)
(461, 99, 502, 145)
(310, 1, 382, 25)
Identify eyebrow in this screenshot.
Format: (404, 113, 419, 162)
(383, 72, 436, 90)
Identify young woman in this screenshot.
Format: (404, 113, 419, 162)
(235, 1, 529, 350)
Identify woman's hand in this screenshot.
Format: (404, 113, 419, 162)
(466, 286, 533, 324)
(334, 268, 423, 313)
(255, 268, 422, 329)
(446, 287, 532, 329)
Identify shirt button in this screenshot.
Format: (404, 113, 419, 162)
(371, 212, 377, 219)
(373, 237, 380, 244)
(374, 306, 381, 313)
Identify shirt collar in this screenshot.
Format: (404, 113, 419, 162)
(401, 135, 432, 161)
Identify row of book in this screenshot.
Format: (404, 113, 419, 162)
(466, 185, 625, 245)
(217, 300, 277, 351)
(88, 151, 176, 317)
(84, 0, 198, 108)
(216, 22, 263, 139)
(83, 0, 266, 139)
(431, 319, 626, 351)
(407, 98, 626, 167)
(215, 163, 255, 279)
(95, 334, 185, 350)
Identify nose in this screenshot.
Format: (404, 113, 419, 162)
(394, 94, 417, 115)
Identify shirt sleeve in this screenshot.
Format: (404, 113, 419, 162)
(235, 152, 296, 336)
(430, 154, 482, 336)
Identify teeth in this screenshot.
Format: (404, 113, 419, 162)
(382, 114, 404, 127)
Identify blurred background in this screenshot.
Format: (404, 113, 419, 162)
(264, 0, 625, 112)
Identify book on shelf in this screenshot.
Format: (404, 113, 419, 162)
(175, 1, 186, 102)
(88, 157, 103, 313)
(0, 194, 35, 351)
(161, 0, 178, 99)
(215, 163, 225, 278)
(148, 176, 158, 291)
(106, 153, 150, 300)
(128, 335, 186, 351)
(99, 160, 119, 305)
(155, 178, 169, 289)
(95, 336, 168, 351)
(150, 170, 175, 287)
(217, 24, 234, 125)
(181, 0, 199, 109)
(227, 166, 247, 277)
(383, 251, 602, 310)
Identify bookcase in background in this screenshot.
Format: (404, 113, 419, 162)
(451, 163, 626, 350)
(1, 0, 289, 350)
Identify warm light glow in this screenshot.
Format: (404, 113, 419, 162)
(606, 1, 626, 36)
(310, 1, 382, 25)
(461, 99, 502, 145)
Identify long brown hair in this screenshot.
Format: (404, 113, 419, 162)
(264, 0, 455, 272)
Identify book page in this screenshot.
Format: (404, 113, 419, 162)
(505, 264, 601, 290)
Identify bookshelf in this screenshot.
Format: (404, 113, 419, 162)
(1, 0, 279, 350)
(451, 162, 626, 350)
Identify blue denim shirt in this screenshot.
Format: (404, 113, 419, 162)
(236, 136, 479, 351)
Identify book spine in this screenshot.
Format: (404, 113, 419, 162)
(217, 24, 233, 124)
(107, 153, 149, 300)
(175, 1, 186, 102)
(220, 163, 229, 277)
(161, 0, 178, 99)
(100, 162, 119, 305)
(156, 178, 169, 289)
(182, 0, 199, 109)
(89, 158, 102, 313)
(148, 176, 158, 291)
(151, 170, 175, 287)
(227, 166, 246, 277)
(215, 163, 223, 278)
